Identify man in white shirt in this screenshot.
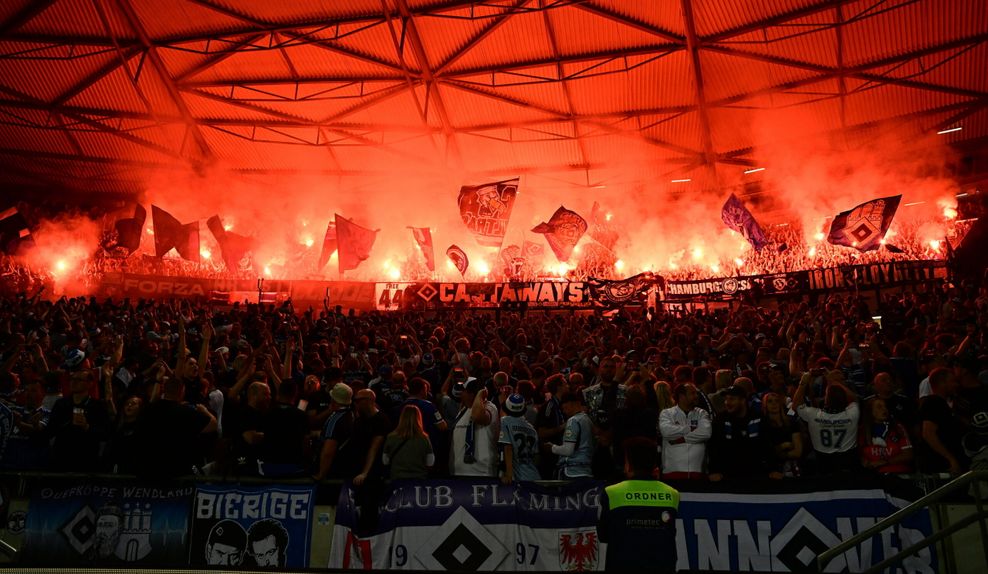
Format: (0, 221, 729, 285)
(658, 384, 712, 480)
(794, 372, 860, 475)
(450, 378, 499, 477)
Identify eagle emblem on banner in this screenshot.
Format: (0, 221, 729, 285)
(558, 529, 598, 571)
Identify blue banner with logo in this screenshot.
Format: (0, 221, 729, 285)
(189, 484, 315, 568)
(22, 482, 192, 567)
(330, 480, 936, 572)
(677, 490, 935, 572)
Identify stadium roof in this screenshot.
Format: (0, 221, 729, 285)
(1, 0, 986, 199)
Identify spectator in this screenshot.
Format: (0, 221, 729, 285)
(350, 388, 390, 485)
(48, 369, 110, 472)
(865, 372, 918, 435)
(658, 383, 712, 480)
(536, 373, 569, 478)
(546, 391, 595, 479)
(859, 397, 914, 474)
(3, 379, 50, 469)
(225, 381, 272, 475)
(383, 404, 434, 479)
(499, 393, 540, 483)
(708, 386, 771, 481)
(106, 395, 143, 474)
(134, 377, 216, 477)
(259, 380, 310, 476)
(313, 383, 355, 481)
(761, 392, 802, 478)
(450, 378, 499, 477)
(794, 373, 860, 475)
(404, 377, 448, 459)
(612, 385, 658, 476)
(920, 367, 966, 474)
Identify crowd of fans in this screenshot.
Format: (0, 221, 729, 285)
(2, 273, 987, 488)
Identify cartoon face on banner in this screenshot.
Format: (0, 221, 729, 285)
(189, 485, 314, 569)
(458, 178, 519, 247)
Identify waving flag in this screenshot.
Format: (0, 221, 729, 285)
(102, 204, 145, 255)
(446, 244, 469, 276)
(532, 206, 587, 262)
(0, 206, 33, 255)
(827, 195, 902, 252)
(589, 202, 618, 251)
(721, 194, 768, 251)
(206, 215, 252, 270)
(318, 221, 337, 270)
(409, 227, 435, 271)
(458, 178, 518, 247)
(152, 205, 199, 263)
(335, 214, 378, 273)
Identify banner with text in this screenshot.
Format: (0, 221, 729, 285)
(663, 260, 945, 302)
(329, 481, 935, 573)
(22, 482, 192, 567)
(189, 484, 315, 569)
(396, 282, 598, 310)
(98, 273, 377, 311)
(330, 480, 603, 571)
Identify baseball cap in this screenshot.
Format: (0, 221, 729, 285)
(379, 364, 393, 375)
(329, 383, 353, 406)
(422, 353, 434, 365)
(213, 346, 230, 357)
(504, 393, 526, 415)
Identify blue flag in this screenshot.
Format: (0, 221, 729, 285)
(827, 195, 902, 252)
(721, 194, 768, 251)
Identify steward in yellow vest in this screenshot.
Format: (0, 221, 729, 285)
(598, 437, 679, 572)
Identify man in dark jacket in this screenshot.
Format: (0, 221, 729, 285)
(708, 385, 771, 481)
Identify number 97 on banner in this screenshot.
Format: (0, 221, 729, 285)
(376, 283, 408, 311)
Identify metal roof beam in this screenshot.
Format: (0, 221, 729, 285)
(679, 0, 719, 176)
(703, 40, 988, 105)
(113, 0, 213, 161)
(391, 0, 462, 168)
(435, 0, 530, 74)
(441, 43, 683, 78)
(704, 0, 853, 43)
(0, 0, 58, 38)
(3, 0, 502, 46)
(540, 3, 590, 172)
(573, 2, 686, 44)
(174, 33, 266, 82)
(443, 79, 703, 157)
(50, 45, 144, 107)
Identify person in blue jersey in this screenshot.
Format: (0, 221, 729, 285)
(545, 391, 595, 479)
(499, 393, 541, 483)
(598, 437, 679, 573)
(312, 383, 355, 481)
